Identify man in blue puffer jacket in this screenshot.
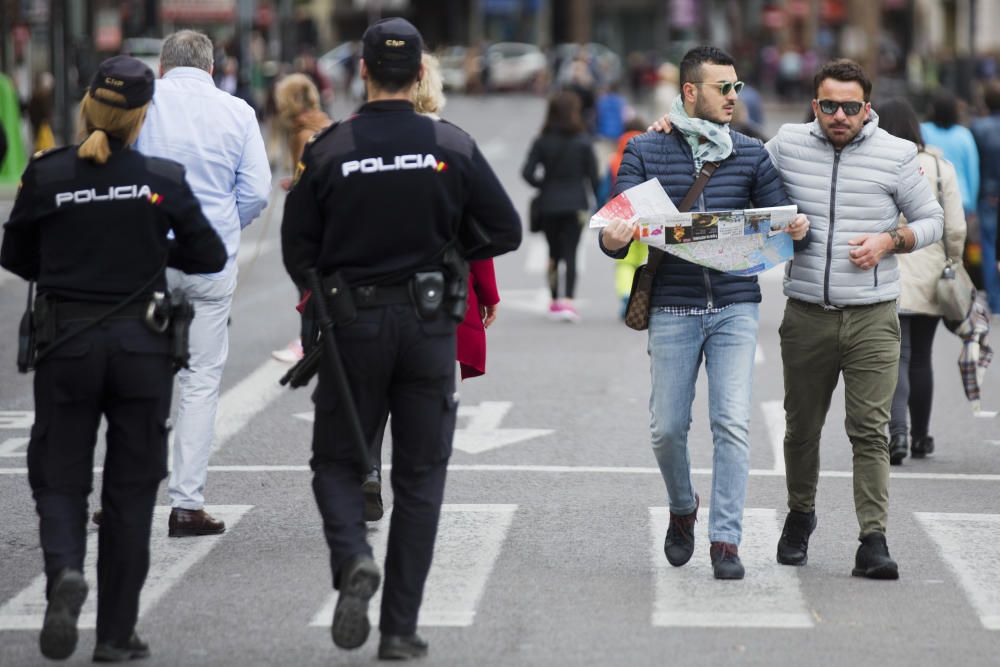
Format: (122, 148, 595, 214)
(599, 46, 810, 580)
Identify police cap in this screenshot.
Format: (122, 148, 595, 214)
(362, 17, 423, 80)
(89, 55, 155, 109)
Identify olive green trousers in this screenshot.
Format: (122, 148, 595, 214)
(779, 298, 900, 537)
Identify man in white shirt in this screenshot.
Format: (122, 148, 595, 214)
(135, 30, 271, 536)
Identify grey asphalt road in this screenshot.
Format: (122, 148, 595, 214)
(1, 94, 999, 667)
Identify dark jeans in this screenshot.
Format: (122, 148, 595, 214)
(890, 314, 940, 439)
(542, 212, 584, 300)
(310, 304, 457, 636)
(28, 319, 171, 644)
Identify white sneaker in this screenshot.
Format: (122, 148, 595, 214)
(560, 303, 581, 323)
(271, 339, 304, 363)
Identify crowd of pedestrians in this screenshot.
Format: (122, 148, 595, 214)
(4, 15, 1000, 665)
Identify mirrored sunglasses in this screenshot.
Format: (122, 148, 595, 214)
(817, 100, 864, 116)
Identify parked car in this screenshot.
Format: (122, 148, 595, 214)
(553, 42, 623, 87)
(121, 37, 163, 76)
(318, 41, 359, 91)
(484, 42, 547, 91)
(438, 46, 470, 93)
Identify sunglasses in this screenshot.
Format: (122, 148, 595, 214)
(695, 80, 744, 96)
(817, 99, 865, 116)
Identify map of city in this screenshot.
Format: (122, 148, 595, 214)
(663, 232, 793, 276)
(590, 179, 796, 276)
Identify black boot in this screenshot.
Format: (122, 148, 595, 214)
(710, 542, 745, 580)
(911, 435, 935, 459)
(39, 569, 88, 661)
(331, 555, 381, 650)
(93, 633, 150, 662)
(776, 510, 817, 566)
(889, 434, 908, 465)
(852, 532, 899, 580)
(378, 633, 429, 660)
(664, 494, 699, 566)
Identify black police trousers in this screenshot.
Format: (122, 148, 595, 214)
(28, 318, 172, 645)
(310, 303, 457, 637)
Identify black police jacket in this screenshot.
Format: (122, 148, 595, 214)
(281, 99, 522, 288)
(0, 140, 227, 302)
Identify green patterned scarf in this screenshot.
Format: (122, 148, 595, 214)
(668, 96, 733, 170)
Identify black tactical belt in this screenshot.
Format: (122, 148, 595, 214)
(56, 300, 148, 321)
(351, 284, 412, 308)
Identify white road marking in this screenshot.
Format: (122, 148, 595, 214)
(974, 410, 998, 419)
(523, 235, 549, 274)
(212, 360, 288, 451)
(649, 507, 813, 628)
(0, 268, 19, 288)
(454, 402, 553, 454)
(987, 440, 1000, 447)
(293, 403, 554, 455)
(479, 139, 509, 162)
(168, 359, 289, 469)
(915, 512, 1000, 630)
(310, 504, 516, 628)
(0, 411, 34, 429)
(760, 400, 786, 474)
(6, 464, 1000, 482)
(0, 505, 252, 631)
(236, 237, 277, 269)
(0, 437, 29, 457)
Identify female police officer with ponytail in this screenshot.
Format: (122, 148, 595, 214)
(0, 56, 225, 662)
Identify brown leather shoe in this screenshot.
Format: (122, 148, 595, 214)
(168, 508, 226, 537)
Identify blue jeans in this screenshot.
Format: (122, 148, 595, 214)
(977, 199, 1000, 312)
(647, 303, 759, 545)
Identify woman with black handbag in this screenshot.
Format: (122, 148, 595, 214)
(522, 91, 599, 322)
(878, 99, 968, 464)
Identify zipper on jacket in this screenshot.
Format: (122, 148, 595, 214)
(695, 180, 714, 308)
(824, 150, 842, 306)
(873, 264, 878, 288)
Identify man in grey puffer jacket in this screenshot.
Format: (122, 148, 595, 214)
(766, 59, 943, 580)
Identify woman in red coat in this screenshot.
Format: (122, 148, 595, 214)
(458, 259, 500, 379)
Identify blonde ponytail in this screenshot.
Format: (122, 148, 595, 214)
(76, 90, 150, 165)
(78, 128, 112, 164)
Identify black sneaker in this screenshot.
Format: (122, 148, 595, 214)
(710, 542, 745, 580)
(911, 435, 935, 459)
(363, 470, 384, 522)
(776, 510, 817, 566)
(889, 434, 908, 465)
(852, 532, 899, 580)
(39, 569, 88, 660)
(93, 633, 150, 662)
(378, 633, 429, 660)
(331, 555, 381, 650)
(664, 495, 699, 567)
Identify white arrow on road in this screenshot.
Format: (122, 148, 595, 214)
(455, 401, 553, 454)
(294, 401, 553, 455)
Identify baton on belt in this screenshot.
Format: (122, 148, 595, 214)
(306, 268, 373, 473)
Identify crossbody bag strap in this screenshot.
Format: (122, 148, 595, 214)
(931, 153, 949, 262)
(645, 161, 720, 271)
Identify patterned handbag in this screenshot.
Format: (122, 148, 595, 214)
(623, 162, 719, 331)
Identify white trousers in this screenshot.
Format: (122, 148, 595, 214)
(166, 265, 237, 510)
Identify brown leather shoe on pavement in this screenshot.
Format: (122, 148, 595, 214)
(168, 509, 226, 537)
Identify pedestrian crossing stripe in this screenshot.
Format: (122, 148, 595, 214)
(6, 506, 1000, 633)
(649, 507, 814, 628)
(310, 504, 517, 628)
(915, 512, 1000, 630)
(0, 505, 252, 631)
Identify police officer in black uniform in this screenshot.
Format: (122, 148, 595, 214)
(0, 56, 226, 662)
(281, 17, 521, 661)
